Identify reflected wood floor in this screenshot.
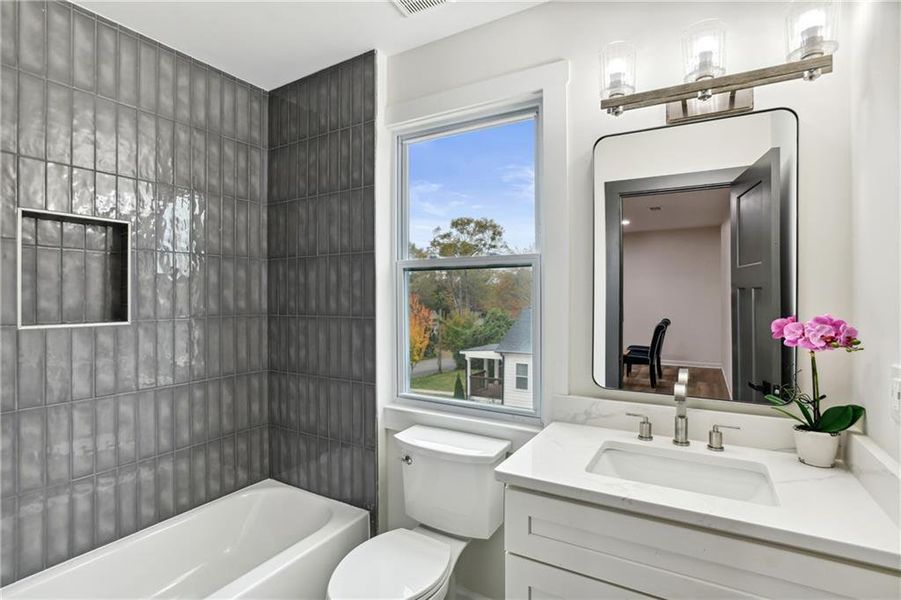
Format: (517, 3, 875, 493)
(622, 365, 731, 400)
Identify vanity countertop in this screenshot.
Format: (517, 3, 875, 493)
(495, 422, 901, 572)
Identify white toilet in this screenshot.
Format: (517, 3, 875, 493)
(327, 425, 511, 600)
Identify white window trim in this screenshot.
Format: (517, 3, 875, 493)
(382, 60, 570, 425)
(395, 106, 542, 418)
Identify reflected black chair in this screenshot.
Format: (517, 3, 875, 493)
(623, 318, 671, 388)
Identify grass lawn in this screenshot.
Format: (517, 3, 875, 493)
(410, 369, 465, 395)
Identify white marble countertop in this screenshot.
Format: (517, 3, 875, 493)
(495, 422, 901, 572)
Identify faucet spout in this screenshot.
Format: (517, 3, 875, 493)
(673, 368, 690, 446)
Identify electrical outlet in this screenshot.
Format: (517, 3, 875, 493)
(891, 364, 901, 424)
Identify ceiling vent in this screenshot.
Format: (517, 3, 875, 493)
(391, 0, 449, 17)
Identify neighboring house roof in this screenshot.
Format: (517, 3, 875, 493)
(459, 307, 533, 356)
(495, 308, 532, 355)
(461, 343, 499, 353)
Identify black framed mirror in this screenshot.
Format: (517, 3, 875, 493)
(592, 109, 798, 403)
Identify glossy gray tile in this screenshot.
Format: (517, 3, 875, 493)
(118, 32, 138, 107)
(45, 484, 70, 567)
(17, 0, 45, 76)
(266, 52, 377, 525)
(96, 21, 118, 99)
(3, 0, 282, 585)
(46, 84, 71, 165)
(18, 72, 46, 160)
(72, 10, 94, 92)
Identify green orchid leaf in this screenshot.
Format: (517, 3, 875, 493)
(770, 405, 809, 426)
(816, 406, 852, 433)
(765, 394, 788, 406)
(846, 405, 866, 428)
(816, 405, 865, 433)
(795, 400, 815, 428)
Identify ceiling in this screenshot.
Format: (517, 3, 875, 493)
(77, 0, 544, 90)
(622, 188, 730, 233)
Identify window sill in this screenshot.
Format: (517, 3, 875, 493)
(382, 400, 542, 451)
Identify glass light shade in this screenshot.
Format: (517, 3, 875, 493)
(682, 19, 727, 82)
(600, 41, 636, 99)
(785, 1, 839, 61)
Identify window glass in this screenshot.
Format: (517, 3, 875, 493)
(408, 267, 533, 410)
(407, 117, 536, 257)
(401, 109, 539, 415)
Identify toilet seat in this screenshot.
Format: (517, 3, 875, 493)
(327, 529, 452, 600)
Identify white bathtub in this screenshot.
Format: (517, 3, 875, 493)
(2, 480, 370, 599)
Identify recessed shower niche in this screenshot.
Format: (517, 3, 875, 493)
(17, 208, 131, 328)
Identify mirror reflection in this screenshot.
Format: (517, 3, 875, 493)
(593, 110, 798, 403)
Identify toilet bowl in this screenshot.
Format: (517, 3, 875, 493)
(326, 527, 468, 600)
(327, 425, 510, 600)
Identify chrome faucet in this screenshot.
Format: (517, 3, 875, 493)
(673, 368, 690, 446)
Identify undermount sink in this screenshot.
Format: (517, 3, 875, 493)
(586, 441, 780, 506)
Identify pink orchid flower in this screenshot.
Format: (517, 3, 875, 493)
(770, 316, 797, 339)
(835, 323, 860, 349)
(801, 322, 835, 350)
(770, 314, 862, 353)
(781, 321, 806, 347)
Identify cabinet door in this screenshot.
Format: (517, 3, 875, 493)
(506, 554, 653, 600)
(506, 487, 897, 599)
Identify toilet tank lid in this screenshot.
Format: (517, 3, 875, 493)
(394, 425, 511, 464)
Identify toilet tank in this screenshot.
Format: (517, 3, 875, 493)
(394, 425, 511, 539)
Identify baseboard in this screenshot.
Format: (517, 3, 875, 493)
(660, 359, 723, 369)
(454, 584, 493, 600)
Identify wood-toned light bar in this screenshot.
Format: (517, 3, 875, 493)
(601, 54, 833, 113)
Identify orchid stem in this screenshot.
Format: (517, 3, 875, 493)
(810, 350, 821, 423)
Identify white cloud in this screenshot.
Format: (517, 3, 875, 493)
(499, 164, 535, 201)
(409, 179, 470, 217)
(409, 180, 442, 197)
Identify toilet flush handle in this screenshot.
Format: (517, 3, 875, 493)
(399, 455, 413, 465)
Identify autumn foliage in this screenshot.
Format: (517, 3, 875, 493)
(409, 293, 433, 366)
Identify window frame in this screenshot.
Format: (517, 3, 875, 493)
(395, 102, 543, 418)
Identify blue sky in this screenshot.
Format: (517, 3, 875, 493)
(408, 117, 536, 253)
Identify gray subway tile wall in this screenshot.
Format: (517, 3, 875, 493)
(0, 0, 270, 585)
(266, 52, 378, 528)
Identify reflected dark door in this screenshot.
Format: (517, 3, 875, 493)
(730, 149, 781, 402)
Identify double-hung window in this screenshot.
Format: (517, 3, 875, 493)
(397, 105, 541, 416)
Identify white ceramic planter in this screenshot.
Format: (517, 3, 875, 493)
(793, 426, 840, 468)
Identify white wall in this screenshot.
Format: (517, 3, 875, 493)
(379, 1, 899, 595)
(849, 1, 901, 462)
(388, 0, 855, 417)
(622, 226, 725, 367)
(502, 354, 533, 410)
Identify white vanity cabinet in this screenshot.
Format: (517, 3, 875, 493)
(504, 487, 900, 599)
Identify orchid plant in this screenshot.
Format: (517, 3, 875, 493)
(767, 314, 865, 433)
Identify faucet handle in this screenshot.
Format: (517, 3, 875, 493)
(707, 424, 741, 452)
(674, 368, 689, 403)
(626, 413, 653, 441)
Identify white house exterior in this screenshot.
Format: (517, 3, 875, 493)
(459, 308, 532, 409)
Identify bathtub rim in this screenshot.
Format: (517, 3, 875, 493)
(1, 479, 371, 598)
(212, 483, 370, 598)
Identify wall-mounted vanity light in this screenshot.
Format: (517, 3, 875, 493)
(601, 0, 837, 124)
(785, 1, 838, 79)
(600, 41, 637, 116)
(682, 19, 727, 89)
